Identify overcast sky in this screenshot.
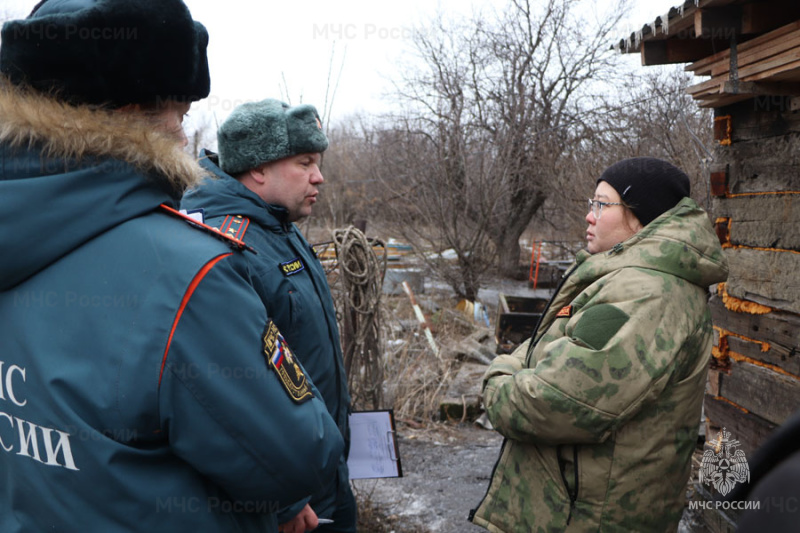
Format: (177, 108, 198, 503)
(2, 0, 681, 126)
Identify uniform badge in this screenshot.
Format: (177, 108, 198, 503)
(556, 305, 573, 318)
(262, 321, 313, 403)
(279, 258, 305, 276)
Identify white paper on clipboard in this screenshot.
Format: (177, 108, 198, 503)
(347, 410, 402, 479)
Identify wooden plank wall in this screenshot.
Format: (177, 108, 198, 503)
(707, 96, 800, 459)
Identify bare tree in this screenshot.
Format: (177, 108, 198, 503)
(535, 66, 715, 243)
(597, 68, 714, 208)
(376, 0, 629, 298)
(183, 109, 217, 157)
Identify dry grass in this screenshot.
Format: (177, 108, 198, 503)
(381, 290, 478, 423)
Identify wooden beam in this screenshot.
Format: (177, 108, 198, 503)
(709, 31, 800, 77)
(642, 39, 726, 65)
(697, 94, 753, 108)
(716, 358, 800, 426)
(722, 80, 800, 96)
(726, 248, 800, 315)
(687, 20, 800, 75)
(704, 394, 778, 454)
(714, 195, 800, 251)
(741, 0, 800, 35)
(695, 7, 742, 40)
(709, 295, 800, 371)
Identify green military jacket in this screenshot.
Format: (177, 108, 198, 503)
(471, 198, 728, 532)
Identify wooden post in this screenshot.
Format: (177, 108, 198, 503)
(402, 281, 439, 357)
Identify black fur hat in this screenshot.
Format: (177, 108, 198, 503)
(0, 0, 210, 107)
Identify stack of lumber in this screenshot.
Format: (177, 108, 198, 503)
(686, 20, 800, 107)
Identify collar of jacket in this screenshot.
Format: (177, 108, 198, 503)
(0, 77, 205, 192)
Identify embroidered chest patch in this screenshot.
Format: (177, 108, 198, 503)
(279, 258, 305, 276)
(262, 321, 313, 403)
(556, 305, 573, 318)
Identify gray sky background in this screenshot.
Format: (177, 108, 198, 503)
(2, 0, 682, 128)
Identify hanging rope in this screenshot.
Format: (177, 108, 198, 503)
(333, 226, 387, 410)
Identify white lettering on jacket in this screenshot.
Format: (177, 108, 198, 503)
(0, 361, 79, 470)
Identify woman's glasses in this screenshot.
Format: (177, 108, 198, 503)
(588, 199, 622, 219)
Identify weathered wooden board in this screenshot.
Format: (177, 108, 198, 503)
(728, 335, 800, 375)
(717, 99, 800, 141)
(708, 31, 800, 77)
(715, 358, 800, 425)
(712, 136, 800, 192)
(688, 20, 800, 75)
(713, 195, 800, 250)
(724, 248, 800, 314)
(709, 295, 800, 367)
(704, 393, 779, 455)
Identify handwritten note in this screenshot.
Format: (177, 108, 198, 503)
(347, 410, 402, 479)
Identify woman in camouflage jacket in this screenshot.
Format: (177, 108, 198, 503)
(471, 158, 729, 533)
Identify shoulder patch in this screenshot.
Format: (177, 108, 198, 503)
(279, 257, 306, 276)
(219, 215, 250, 241)
(159, 204, 254, 253)
(262, 321, 313, 403)
(556, 305, 573, 318)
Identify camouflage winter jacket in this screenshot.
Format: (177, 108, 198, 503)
(470, 198, 729, 533)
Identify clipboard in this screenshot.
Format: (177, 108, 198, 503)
(347, 410, 403, 479)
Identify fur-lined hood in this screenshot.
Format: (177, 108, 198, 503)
(0, 78, 205, 290)
(0, 78, 204, 189)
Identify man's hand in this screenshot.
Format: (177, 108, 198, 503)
(279, 503, 318, 533)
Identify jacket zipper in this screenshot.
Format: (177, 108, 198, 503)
(525, 262, 580, 366)
(469, 439, 507, 522)
(558, 444, 580, 525)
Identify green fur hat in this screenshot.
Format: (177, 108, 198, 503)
(0, 0, 210, 107)
(218, 99, 329, 176)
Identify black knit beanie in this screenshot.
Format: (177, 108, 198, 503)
(0, 0, 210, 107)
(597, 157, 691, 227)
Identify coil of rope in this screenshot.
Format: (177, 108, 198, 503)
(333, 226, 387, 409)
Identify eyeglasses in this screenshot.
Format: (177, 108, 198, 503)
(588, 199, 622, 219)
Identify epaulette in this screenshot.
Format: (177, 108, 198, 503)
(219, 214, 251, 241)
(159, 204, 256, 254)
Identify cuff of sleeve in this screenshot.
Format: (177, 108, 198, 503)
(277, 497, 312, 525)
(482, 355, 524, 388)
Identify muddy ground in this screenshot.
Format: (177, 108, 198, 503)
(353, 423, 502, 533)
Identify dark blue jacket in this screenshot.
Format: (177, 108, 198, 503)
(0, 83, 343, 532)
(182, 150, 352, 520)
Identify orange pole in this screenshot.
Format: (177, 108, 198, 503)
(533, 242, 543, 289)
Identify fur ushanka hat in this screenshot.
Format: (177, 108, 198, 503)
(0, 0, 210, 107)
(217, 99, 329, 176)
